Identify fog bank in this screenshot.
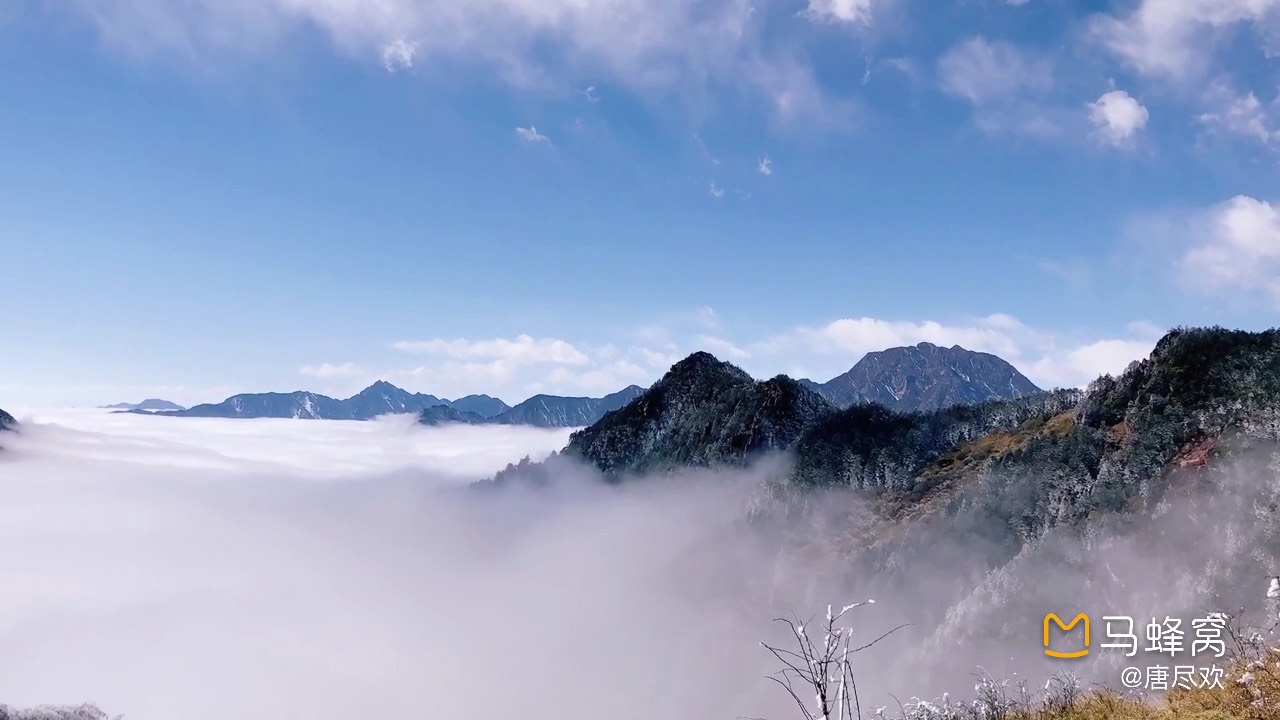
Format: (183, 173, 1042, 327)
(3, 411, 1278, 719)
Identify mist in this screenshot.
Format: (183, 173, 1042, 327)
(3, 411, 1278, 718)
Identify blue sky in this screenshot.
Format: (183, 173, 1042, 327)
(3, 0, 1280, 408)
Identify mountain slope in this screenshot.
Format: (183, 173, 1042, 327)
(492, 385, 645, 428)
(807, 342, 1042, 411)
(342, 380, 447, 417)
(564, 352, 836, 475)
(417, 405, 489, 426)
(178, 391, 347, 419)
(172, 381, 446, 420)
(163, 380, 640, 427)
(103, 398, 185, 411)
(449, 394, 510, 418)
(0, 407, 14, 431)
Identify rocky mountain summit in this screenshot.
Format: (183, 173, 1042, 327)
(801, 341, 1042, 411)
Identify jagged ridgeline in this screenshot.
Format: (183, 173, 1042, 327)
(493, 327, 1280, 515)
(555, 351, 1079, 487)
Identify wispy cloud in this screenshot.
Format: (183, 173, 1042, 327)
(937, 36, 1058, 137)
(381, 38, 417, 72)
(515, 126, 551, 144)
(695, 134, 720, 165)
(300, 362, 366, 379)
(54, 0, 848, 126)
(1198, 85, 1279, 145)
(709, 182, 725, 198)
(393, 335, 589, 365)
(1088, 0, 1280, 83)
(758, 156, 773, 175)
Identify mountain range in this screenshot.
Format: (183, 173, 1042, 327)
(113, 343, 1041, 429)
(121, 380, 647, 429)
(102, 398, 186, 412)
(489, 326, 1280, 671)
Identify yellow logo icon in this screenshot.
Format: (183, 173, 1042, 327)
(1043, 613, 1090, 659)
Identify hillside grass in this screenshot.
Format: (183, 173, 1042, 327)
(887, 651, 1280, 720)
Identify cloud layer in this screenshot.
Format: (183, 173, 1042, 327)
(0, 409, 863, 719)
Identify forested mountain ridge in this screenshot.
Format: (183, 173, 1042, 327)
(493, 327, 1280, 538)
(564, 352, 835, 475)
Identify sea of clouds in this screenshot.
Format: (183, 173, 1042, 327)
(0, 410, 829, 720)
(4, 409, 1278, 720)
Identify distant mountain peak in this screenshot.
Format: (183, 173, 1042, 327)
(102, 398, 186, 412)
(354, 380, 403, 396)
(564, 355, 833, 475)
(807, 343, 1041, 412)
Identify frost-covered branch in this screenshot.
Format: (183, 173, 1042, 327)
(757, 600, 908, 720)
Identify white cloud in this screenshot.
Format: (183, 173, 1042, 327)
(938, 37, 1052, 106)
(381, 38, 417, 72)
(753, 314, 1160, 389)
(698, 335, 750, 359)
(801, 0, 877, 25)
(758, 156, 773, 175)
(54, 0, 845, 126)
(1027, 338, 1159, 389)
(759, 315, 1029, 362)
(393, 334, 589, 365)
(529, 360, 649, 395)
(709, 182, 725, 198)
(1198, 87, 1279, 144)
(937, 37, 1058, 137)
(1180, 195, 1280, 306)
(515, 126, 551, 144)
(1088, 0, 1280, 82)
(300, 362, 366, 379)
(0, 411, 795, 717)
(1087, 89, 1149, 147)
(12, 408, 569, 480)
